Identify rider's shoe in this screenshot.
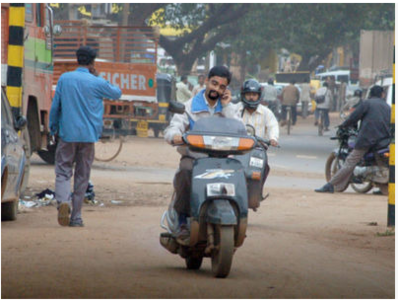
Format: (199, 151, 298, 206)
(314, 121, 318, 126)
(315, 183, 334, 193)
(280, 121, 286, 127)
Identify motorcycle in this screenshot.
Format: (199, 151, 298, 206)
(325, 126, 390, 194)
(160, 101, 271, 278)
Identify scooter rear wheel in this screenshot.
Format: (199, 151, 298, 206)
(185, 256, 203, 270)
(211, 225, 234, 278)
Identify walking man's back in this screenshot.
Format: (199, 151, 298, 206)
(50, 46, 122, 227)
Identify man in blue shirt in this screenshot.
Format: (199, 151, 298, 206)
(50, 46, 121, 227)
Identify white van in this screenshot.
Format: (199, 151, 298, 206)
(315, 70, 354, 85)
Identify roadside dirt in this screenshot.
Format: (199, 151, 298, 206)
(2, 133, 395, 299)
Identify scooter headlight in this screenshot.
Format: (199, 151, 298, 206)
(186, 134, 255, 151)
(206, 183, 236, 197)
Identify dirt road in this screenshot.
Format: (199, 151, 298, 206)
(2, 130, 395, 298)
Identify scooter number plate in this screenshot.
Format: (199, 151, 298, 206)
(250, 157, 264, 168)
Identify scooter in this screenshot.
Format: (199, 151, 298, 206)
(160, 101, 261, 278)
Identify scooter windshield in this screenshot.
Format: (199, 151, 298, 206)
(190, 117, 247, 136)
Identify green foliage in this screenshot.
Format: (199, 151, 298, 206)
(225, 3, 394, 71)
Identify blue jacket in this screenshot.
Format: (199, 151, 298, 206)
(50, 67, 121, 142)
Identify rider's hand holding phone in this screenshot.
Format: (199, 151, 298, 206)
(220, 89, 232, 107)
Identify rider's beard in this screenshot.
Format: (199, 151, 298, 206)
(208, 90, 220, 100)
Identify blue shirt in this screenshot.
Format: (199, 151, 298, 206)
(50, 67, 122, 142)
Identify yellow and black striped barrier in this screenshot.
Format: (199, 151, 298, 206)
(388, 43, 395, 227)
(6, 3, 25, 116)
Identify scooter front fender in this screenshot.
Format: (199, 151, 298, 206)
(206, 200, 237, 225)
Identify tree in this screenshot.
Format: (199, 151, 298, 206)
(227, 3, 394, 73)
(148, 4, 252, 75)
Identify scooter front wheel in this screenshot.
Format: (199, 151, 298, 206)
(211, 225, 234, 278)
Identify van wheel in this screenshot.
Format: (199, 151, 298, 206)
(2, 200, 18, 221)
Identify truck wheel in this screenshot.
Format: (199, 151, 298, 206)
(2, 200, 18, 221)
(37, 148, 56, 165)
(185, 256, 203, 270)
(211, 225, 234, 278)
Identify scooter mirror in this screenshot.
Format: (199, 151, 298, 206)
(168, 101, 186, 114)
(246, 124, 256, 136)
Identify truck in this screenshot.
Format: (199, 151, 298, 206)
(52, 20, 165, 157)
(358, 30, 394, 88)
(2, 3, 61, 187)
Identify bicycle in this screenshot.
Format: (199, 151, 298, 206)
(94, 119, 124, 162)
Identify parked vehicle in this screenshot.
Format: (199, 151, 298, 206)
(325, 126, 390, 195)
(1, 4, 61, 165)
(160, 101, 270, 278)
(1, 88, 27, 221)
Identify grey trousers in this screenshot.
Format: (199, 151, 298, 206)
(55, 139, 95, 222)
(329, 148, 367, 192)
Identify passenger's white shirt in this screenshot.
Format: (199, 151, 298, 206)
(234, 102, 279, 141)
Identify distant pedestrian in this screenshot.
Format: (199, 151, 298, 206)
(299, 78, 311, 119)
(192, 74, 206, 96)
(50, 46, 122, 227)
(176, 75, 192, 103)
(314, 82, 332, 131)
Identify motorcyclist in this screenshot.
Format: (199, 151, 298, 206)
(234, 79, 279, 190)
(164, 66, 241, 244)
(315, 85, 391, 193)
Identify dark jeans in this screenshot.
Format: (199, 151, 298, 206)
(315, 108, 330, 128)
(173, 156, 194, 215)
(281, 105, 297, 125)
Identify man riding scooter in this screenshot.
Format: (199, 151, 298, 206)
(163, 66, 241, 245)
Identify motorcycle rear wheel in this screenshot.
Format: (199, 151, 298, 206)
(325, 152, 349, 192)
(350, 182, 373, 194)
(211, 225, 234, 278)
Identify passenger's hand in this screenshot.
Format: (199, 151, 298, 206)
(220, 89, 231, 106)
(270, 139, 279, 147)
(172, 135, 184, 145)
